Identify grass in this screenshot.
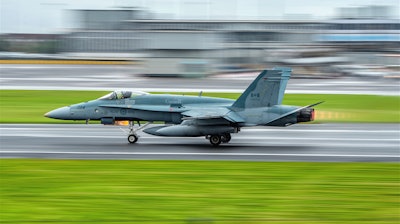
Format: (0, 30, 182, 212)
(0, 159, 399, 224)
(0, 90, 399, 123)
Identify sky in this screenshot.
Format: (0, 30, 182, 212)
(0, 0, 399, 33)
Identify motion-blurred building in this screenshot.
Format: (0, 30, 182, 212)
(1, 34, 60, 54)
(59, 6, 399, 77)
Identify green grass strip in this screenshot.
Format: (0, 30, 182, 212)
(0, 90, 399, 123)
(0, 159, 399, 224)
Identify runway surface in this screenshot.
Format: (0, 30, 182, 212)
(1, 123, 399, 162)
(1, 64, 399, 95)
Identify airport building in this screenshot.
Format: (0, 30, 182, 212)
(60, 7, 399, 76)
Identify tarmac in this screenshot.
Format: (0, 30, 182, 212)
(1, 123, 399, 162)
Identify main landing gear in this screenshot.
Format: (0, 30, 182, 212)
(127, 121, 152, 144)
(207, 133, 231, 146)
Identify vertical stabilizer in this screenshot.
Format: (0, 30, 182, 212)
(232, 67, 291, 109)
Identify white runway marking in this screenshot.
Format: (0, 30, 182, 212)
(1, 150, 399, 158)
(1, 77, 144, 82)
(1, 85, 399, 96)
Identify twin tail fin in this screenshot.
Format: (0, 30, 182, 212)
(232, 67, 292, 109)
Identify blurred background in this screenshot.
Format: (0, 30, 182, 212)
(0, 0, 399, 78)
(1, 3, 399, 223)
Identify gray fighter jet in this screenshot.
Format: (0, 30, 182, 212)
(45, 67, 321, 146)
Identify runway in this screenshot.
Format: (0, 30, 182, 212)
(1, 123, 399, 162)
(1, 64, 399, 95)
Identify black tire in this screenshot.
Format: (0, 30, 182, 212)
(128, 134, 138, 144)
(221, 133, 231, 143)
(209, 135, 221, 146)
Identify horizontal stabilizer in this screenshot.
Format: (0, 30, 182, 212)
(266, 101, 324, 126)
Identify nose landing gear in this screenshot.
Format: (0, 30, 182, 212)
(126, 121, 152, 144)
(128, 134, 138, 143)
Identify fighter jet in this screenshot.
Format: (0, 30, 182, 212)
(45, 67, 321, 146)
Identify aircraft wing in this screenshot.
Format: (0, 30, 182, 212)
(266, 101, 323, 126)
(182, 108, 245, 123)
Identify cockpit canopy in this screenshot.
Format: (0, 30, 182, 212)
(98, 91, 149, 100)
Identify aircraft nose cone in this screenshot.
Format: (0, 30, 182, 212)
(45, 106, 70, 119)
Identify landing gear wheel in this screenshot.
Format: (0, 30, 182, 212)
(209, 135, 222, 146)
(221, 133, 231, 143)
(128, 134, 138, 144)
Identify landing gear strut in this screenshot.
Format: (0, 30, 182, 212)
(127, 121, 152, 144)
